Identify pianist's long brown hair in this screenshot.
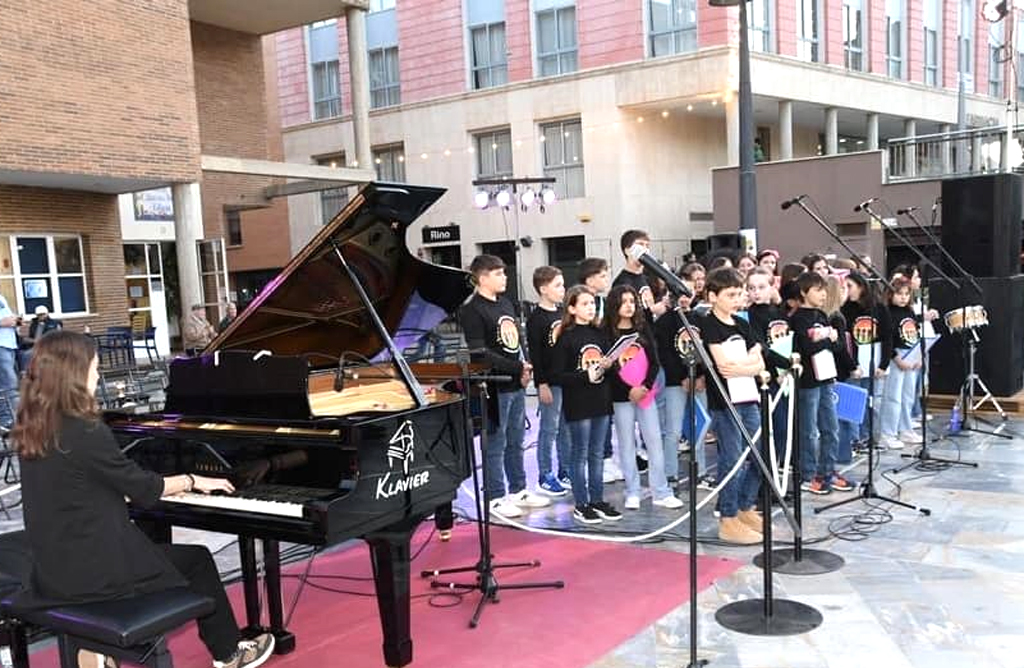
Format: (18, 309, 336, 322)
(11, 330, 99, 459)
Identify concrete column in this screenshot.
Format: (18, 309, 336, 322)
(825, 107, 838, 155)
(866, 113, 880, 150)
(172, 183, 204, 324)
(778, 100, 793, 160)
(941, 124, 953, 174)
(971, 133, 983, 172)
(346, 7, 372, 171)
(725, 98, 740, 166)
(903, 119, 917, 178)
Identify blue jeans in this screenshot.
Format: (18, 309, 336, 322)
(536, 386, 571, 480)
(484, 389, 527, 502)
(0, 347, 18, 427)
(798, 384, 840, 480)
(567, 415, 609, 507)
(880, 364, 919, 437)
(710, 403, 762, 518)
(662, 386, 708, 479)
(614, 400, 672, 499)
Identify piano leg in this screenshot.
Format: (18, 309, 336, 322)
(365, 519, 419, 668)
(237, 537, 263, 637)
(262, 538, 296, 654)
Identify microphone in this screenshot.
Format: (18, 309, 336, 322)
(853, 197, 878, 212)
(780, 195, 806, 210)
(932, 197, 942, 211)
(628, 244, 693, 298)
(896, 206, 918, 215)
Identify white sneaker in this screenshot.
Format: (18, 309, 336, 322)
(509, 489, 551, 508)
(880, 435, 905, 450)
(604, 457, 625, 482)
(490, 497, 522, 518)
(678, 439, 691, 453)
(602, 466, 617, 484)
(899, 430, 924, 445)
(653, 495, 684, 509)
(624, 495, 641, 510)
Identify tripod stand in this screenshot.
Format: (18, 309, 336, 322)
(944, 329, 1011, 438)
(420, 362, 563, 628)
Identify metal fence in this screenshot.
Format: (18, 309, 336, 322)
(886, 124, 1024, 182)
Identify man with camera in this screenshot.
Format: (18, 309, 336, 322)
(0, 294, 19, 428)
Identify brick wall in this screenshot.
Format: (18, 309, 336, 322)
(974, 12, 989, 94)
(698, 4, 737, 48)
(0, 0, 200, 182)
(942, 0, 959, 88)
(776, 0, 797, 58)
(825, 0, 844, 65)
(0, 186, 128, 331)
(275, 28, 311, 127)
(190, 21, 275, 241)
(907, 0, 924, 83)
(577, 0, 644, 68)
(506, 0, 533, 82)
(868, 0, 885, 74)
(398, 1, 465, 103)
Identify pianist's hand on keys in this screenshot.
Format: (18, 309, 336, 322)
(162, 474, 235, 498)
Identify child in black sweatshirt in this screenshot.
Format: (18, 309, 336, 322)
(552, 286, 622, 525)
(746, 267, 793, 469)
(878, 276, 923, 449)
(788, 272, 855, 495)
(841, 272, 892, 447)
(605, 285, 682, 510)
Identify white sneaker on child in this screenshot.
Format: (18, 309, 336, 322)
(880, 435, 904, 450)
(624, 495, 641, 510)
(898, 430, 924, 445)
(509, 490, 551, 508)
(490, 497, 523, 518)
(653, 495, 684, 509)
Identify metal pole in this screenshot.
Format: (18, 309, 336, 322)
(738, 0, 758, 232)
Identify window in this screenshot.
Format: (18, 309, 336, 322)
(369, 0, 395, 11)
(536, 5, 577, 77)
(885, 0, 903, 78)
(470, 22, 508, 89)
(540, 118, 584, 199)
(308, 20, 341, 120)
(959, 0, 975, 88)
(1018, 20, 1024, 101)
(989, 21, 1004, 98)
(374, 144, 406, 182)
(923, 0, 941, 86)
(546, 236, 585, 285)
(648, 0, 697, 57)
(226, 210, 243, 247)
(843, 0, 865, 71)
(474, 129, 513, 178)
(796, 0, 821, 62)
(0, 235, 88, 315)
(318, 155, 349, 225)
(369, 46, 400, 108)
(748, 0, 773, 53)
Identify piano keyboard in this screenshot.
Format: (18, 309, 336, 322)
(163, 492, 306, 518)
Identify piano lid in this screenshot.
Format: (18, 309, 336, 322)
(208, 182, 472, 371)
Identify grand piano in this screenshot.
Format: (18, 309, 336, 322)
(106, 183, 473, 668)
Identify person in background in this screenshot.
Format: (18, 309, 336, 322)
(613, 229, 668, 323)
(757, 249, 780, 276)
(183, 304, 217, 356)
(736, 253, 758, 280)
(878, 276, 924, 450)
(218, 302, 238, 333)
(18, 305, 64, 371)
(824, 275, 859, 464)
(800, 254, 830, 278)
(841, 272, 891, 451)
(525, 266, 571, 497)
(680, 263, 707, 301)
(0, 294, 19, 428)
(10, 331, 275, 668)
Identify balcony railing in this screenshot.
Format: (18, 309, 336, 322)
(886, 125, 1024, 182)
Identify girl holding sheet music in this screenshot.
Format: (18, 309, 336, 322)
(841, 272, 893, 447)
(746, 268, 794, 468)
(824, 275, 860, 464)
(878, 276, 925, 450)
(551, 286, 623, 525)
(605, 285, 683, 511)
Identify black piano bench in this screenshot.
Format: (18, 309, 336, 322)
(0, 531, 31, 668)
(1, 588, 215, 668)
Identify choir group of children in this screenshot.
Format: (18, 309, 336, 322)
(459, 230, 934, 544)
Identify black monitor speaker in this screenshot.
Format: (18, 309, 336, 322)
(706, 233, 743, 251)
(940, 174, 1023, 277)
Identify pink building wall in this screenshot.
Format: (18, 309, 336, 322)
(825, 0, 844, 66)
(577, 0, 644, 68)
(942, 0, 959, 88)
(869, 0, 885, 74)
(506, 0, 533, 82)
(397, 0, 465, 103)
(907, 0, 924, 83)
(337, 18, 351, 118)
(974, 11, 989, 94)
(698, 4, 737, 49)
(776, 0, 797, 58)
(276, 28, 309, 127)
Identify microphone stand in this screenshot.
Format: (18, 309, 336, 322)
(420, 350, 564, 628)
(663, 288, 821, 637)
(785, 199, 930, 516)
(860, 202, 980, 472)
(899, 206, 1011, 440)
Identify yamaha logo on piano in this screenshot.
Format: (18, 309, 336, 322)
(376, 420, 431, 500)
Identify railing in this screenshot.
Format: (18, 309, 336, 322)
(886, 124, 1024, 182)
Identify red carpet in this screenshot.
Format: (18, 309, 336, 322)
(31, 525, 741, 668)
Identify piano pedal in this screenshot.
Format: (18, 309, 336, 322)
(439, 529, 452, 542)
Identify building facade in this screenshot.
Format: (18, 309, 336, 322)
(271, 0, 1015, 299)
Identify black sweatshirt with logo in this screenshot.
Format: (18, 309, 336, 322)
(459, 293, 523, 393)
(607, 326, 660, 403)
(525, 304, 563, 386)
(551, 324, 613, 421)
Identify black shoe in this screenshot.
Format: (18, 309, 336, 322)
(573, 505, 602, 524)
(636, 455, 649, 473)
(590, 501, 623, 521)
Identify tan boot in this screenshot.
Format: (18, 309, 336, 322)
(718, 517, 763, 545)
(737, 509, 764, 533)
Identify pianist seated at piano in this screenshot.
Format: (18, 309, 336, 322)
(9, 331, 276, 668)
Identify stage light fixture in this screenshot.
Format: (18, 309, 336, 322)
(519, 188, 536, 208)
(473, 189, 491, 209)
(541, 187, 556, 206)
(495, 189, 512, 208)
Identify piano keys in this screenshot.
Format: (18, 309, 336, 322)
(106, 182, 473, 668)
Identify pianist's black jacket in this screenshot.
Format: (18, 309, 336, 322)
(14, 415, 187, 608)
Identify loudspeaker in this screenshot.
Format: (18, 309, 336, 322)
(706, 233, 743, 251)
(928, 275, 1024, 397)
(940, 174, 1023, 277)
